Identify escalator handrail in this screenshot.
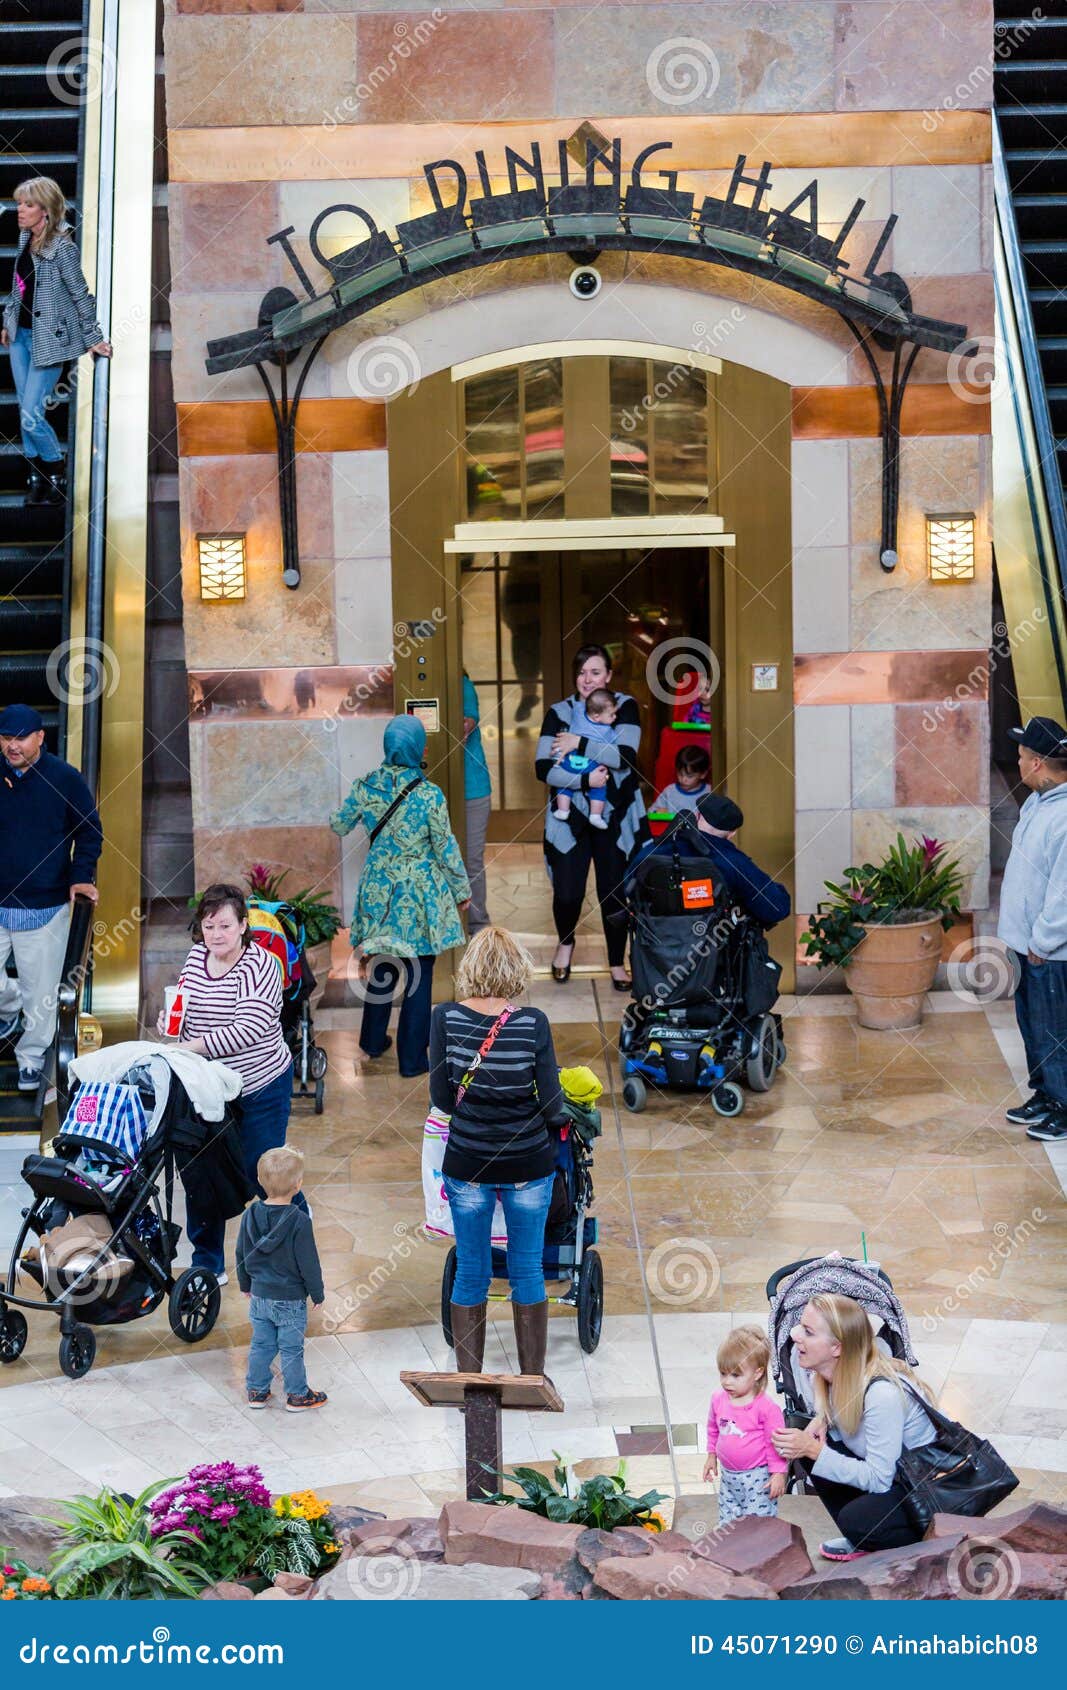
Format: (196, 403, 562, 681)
(55, 892, 95, 1123)
(992, 110, 1067, 601)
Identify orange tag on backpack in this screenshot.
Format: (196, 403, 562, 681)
(681, 878, 715, 908)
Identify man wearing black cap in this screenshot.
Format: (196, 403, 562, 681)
(998, 716, 1067, 1141)
(0, 704, 102, 1091)
(629, 791, 791, 927)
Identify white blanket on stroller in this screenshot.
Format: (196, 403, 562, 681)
(69, 1042, 243, 1122)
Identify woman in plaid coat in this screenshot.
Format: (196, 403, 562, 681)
(1, 177, 111, 506)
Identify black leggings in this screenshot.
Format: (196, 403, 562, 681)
(545, 829, 630, 967)
(808, 1471, 921, 1552)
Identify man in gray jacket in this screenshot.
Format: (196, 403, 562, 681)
(997, 716, 1067, 1141)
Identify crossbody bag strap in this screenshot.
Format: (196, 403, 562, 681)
(454, 1004, 517, 1108)
(368, 775, 423, 846)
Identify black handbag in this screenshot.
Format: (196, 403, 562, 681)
(740, 926, 782, 1015)
(895, 1384, 1019, 1532)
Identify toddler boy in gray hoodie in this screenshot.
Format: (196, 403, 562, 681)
(236, 1146, 327, 1412)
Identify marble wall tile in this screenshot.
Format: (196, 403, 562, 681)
(178, 2, 303, 12)
(795, 704, 850, 811)
(793, 547, 850, 652)
(794, 806, 853, 915)
(192, 827, 343, 912)
(335, 556, 396, 668)
(554, 3, 835, 119)
(171, 293, 333, 405)
(851, 703, 895, 808)
(164, 15, 360, 127)
(895, 699, 989, 809)
(332, 450, 392, 560)
(852, 805, 990, 909)
(834, 1, 994, 114)
(334, 716, 391, 914)
(191, 720, 342, 829)
(180, 450, 333, 564)
(169, 182, 282, 294)
(791, 440, 850, 550)
(891, 166, 983, 279)
(354, 10, 553, 123)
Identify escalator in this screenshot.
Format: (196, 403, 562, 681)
(0, 0, 92, 1129)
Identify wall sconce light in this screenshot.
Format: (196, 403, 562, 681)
(926, 513, 976, 583)
(197, 533, 247, 601)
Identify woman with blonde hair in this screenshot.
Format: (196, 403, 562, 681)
(429, 925, 568, 1378)
(1, 177, 111, 506)
(771, 1293, 937, 1561)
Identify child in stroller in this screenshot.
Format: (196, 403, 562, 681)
(246, 898, 329, 1114)
(619, 796, 790, 1116)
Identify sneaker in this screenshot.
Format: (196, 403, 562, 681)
(247, 1387, 271, 1409)
(286, 1388, 327, 1413)
(17, 1067, 42, 1093)
(216, 1271, 229, 1287)
(0, 1013, 22, 1042)
(1026, 1112, 1067, 1142)
(819, 1536, 868, 1562)
(1006, 1093, 1055, 1125)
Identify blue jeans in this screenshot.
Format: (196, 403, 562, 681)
(444, 1172, 555, 1305)
(9, 326, 65, 460)
(359, 953, 435, 1077)
(188, 1062, 304, 1274)
(247, 1296, 308, 1397)
(1013, 952, 1067, 1108)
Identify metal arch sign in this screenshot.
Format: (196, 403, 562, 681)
(204, 139, 969, 375)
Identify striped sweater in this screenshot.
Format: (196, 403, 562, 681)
(177, 942, 290, 1095)
(535, 692, 648, 859)
(428, 1003, 565, 1183)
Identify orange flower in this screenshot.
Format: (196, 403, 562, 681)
(1, 1589, 16, 1601)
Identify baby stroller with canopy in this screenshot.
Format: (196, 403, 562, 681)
(0, 1055, 247, 1379)
(437, 1092, 604, 1355)
(765, 1252, 920, 1493)
(619, 840, 786, 1116)
(247, 898, 328, 1114)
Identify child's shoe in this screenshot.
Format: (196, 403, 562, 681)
(247, 1386, 271, 1409)
(286, 1388, 328, 1413)
(588, 813, 608, 829)
(819, 1536, 868, 1561)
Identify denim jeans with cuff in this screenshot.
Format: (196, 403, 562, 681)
(247, 1296, 308, 1397)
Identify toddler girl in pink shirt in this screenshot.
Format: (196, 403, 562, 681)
(703, 1325, 788, 1524)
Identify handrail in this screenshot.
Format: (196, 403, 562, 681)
(55, 893, 96, 1123)
(993, 113, 1067, 612)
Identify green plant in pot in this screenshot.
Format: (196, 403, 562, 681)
(801, 834, 964, 1030)
(484, 1455, 666, 1531)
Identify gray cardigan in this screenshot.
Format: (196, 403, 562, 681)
(795, 1366, 936, 1494)
(3, 226, 104, 367)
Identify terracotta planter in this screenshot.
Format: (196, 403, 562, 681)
(845, 915, 943, 1030)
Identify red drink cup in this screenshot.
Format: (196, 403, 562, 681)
(163, 986, 185, 1038)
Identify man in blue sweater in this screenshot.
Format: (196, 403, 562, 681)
(997, 715, 1067, 1142)
(629, 791, 792, 928)
(0, 704, 102, 1090)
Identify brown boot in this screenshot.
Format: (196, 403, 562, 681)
(450, 1302, 486, 1374)
(512, 1299, 550, 1378)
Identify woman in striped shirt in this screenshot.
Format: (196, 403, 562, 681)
(161, 883, 301, 1281)
(429, 926, 567, 1379)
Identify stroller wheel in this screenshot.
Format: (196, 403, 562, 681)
(440, 1246, 458, 1349)
(0, 1308, 28, 1363)
(310, 1046, 328, 1081)
(744, 1014, 780, 1092)
(58, 1324, 96, 1380)
(622, 1075, 647, 1113)
(169, 1268, 222, 1344)
(314, 1076, 325, 1114)
(576, 1249, 604, 1353)
(712, 1081, 744, 1118)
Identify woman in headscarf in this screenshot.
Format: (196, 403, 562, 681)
(330, 715, 471, 1078)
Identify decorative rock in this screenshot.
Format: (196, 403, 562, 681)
(329, 1504, 386, 1535)
(687, 1516, 815, 1593)
(537, 1556, 595, 1600)
(594, 1553, 778, 1601)
(780, 1535, 969, 1600)
(272, 1572, 315, 1597)
(926, 1504, 1067, 1558)
(439, 1500, 584, 1574)
(0, 1499, 67, 1571)
(254, 1588, 295, 1600)
(345, 1516, 444, 1561)
(312, 1555, 540, 1600)
(198, 1580, 256, 1601)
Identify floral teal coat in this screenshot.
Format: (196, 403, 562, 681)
(330, 765, 471, 958)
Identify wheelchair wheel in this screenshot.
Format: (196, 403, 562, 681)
(576, 1250, 604, 1353)
(712, 1081, 744, 1118)
(58, 1324, 96, 1380)
(440, 1246, 458, 1348)
(745, 1014, 779, 1092)
(0, 1308, 28, 1363)
(169, 1268, 221, 1344)
(622, 1075, 647, 1113)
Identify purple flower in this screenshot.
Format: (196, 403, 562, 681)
(184, 1491, 214, 1513)
(159, 1512, 188, 1534)
(210, 1503, 238, 1523)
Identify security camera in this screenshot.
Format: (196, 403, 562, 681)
(569, 266, 602, 300)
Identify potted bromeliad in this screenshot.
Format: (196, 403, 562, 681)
(801, 834, 964, 1030)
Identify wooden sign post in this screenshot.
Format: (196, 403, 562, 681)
(400, 1371, 564, 1500)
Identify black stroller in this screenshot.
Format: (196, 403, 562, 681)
(0, 1056, 243, 1379)
(247, 898, 329, 1114)
(440, 1094, 605, 1355)
(619, 840, 786, 1116)
(765, 1252, 920, 1493)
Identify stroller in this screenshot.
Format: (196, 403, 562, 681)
(619, 838, 786, 1116)
(0, 1057, 240, 1379)
(439, 1093, 604, 1355)
(765, 1252, 920, 1493)
(247, 898, 329, 1114)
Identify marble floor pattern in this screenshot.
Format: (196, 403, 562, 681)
(0, 966, 1065, 1513)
